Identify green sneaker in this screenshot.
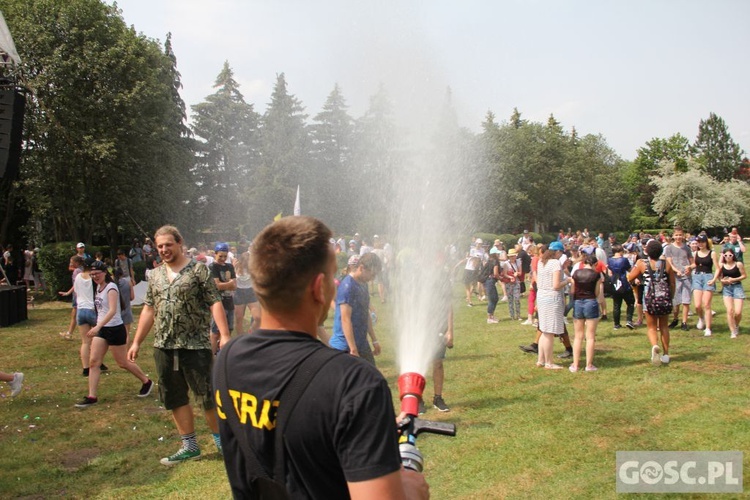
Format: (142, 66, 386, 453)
(160, 448, 201, 466)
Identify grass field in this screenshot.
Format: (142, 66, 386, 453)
(0, 287, 748, 499)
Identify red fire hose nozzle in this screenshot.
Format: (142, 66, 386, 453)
(398, 372, 426, 417)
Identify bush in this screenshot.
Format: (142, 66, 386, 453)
(497, 233, 517, 250)
(473, 233, 499, 247)
(133, 261, 147, 283)
(36, 242, 77, 298)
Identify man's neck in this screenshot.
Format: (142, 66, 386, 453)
(166, 255, 190, 274)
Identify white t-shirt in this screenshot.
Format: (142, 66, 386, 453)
(73, 274, 95, 310)
(95, 282, 123, 327)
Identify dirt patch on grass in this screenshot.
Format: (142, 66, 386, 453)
(60, 447, 99, 471)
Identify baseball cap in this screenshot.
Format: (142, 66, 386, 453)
(696, 234, 708, 243)
(549, 241, 564, 252)
(214, 242, 229, 253)
(76, 242, 85, 248)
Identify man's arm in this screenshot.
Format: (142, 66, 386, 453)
(367, 311, 380, 356)
(211, 301, 231, 348)
(128, 304, 155, 361)
(348, 469, 429, 500)
(340, 304, 359, 356)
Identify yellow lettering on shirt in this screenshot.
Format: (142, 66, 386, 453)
(218, 388, 279, 430)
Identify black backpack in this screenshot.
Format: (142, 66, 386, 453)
(645, 260, 672, 316)
(476, 260, 492, 282)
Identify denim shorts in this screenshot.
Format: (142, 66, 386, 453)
(76, 307, 97, 326)
(692, 272, 715, 292)
(672, 277, 692, 305)
(722, 283, 746, 300)
(573, 298, 600, 320)
(233, 287, 258, 306)
(211, 309, 235, 333)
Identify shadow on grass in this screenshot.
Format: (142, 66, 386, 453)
(592, 347, 711, 368)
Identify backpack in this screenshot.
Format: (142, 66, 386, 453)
(645, 260, 672, 316)
(476, 260, 492, 282)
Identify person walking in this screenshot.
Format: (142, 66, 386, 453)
(128, 225, 230, 465)
(608, 244, 636, 330)
(718, 247, 746, 338)
(690, 234, 720, 337)
(74, 261, 152, 408)
(627, 240, 674, 366)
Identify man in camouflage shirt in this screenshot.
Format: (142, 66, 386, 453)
(128, 225, 230, 466)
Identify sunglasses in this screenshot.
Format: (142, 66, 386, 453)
(723, 254, 734, 258)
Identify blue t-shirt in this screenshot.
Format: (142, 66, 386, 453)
(330, 275, 370, 352)
(607, 256, 632, 291)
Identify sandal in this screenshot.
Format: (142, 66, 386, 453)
(544, 363, 563, 370)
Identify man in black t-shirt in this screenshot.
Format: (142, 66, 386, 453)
(214, 217, 429, 499)
(209, 242, 237, 354)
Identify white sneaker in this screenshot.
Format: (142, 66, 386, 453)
(521, 319, 533, 325)
(660, 354, 670, 364)
(696, 318, 705, 330)
(651, 345, 662, 366)
(487, 318, 499, 324)
(731, 330, 738, 339)
(480, 295, 486, 301)
(711, 310, 717, 317)
(500, 296, 508, 302)
(9, 372, 23, 397)
(704, 328, 712, 337)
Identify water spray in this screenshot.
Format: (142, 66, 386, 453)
(396, 372, 456, 472)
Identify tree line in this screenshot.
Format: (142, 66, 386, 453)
(1, 0, 747, 250)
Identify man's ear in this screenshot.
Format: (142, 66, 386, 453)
(311, 272, 326, 304)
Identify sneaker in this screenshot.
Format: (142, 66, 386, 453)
(731, 330, 738, 339)
(519, 344, 538, 354)
(75, 396, 98, 408)
(711, 310, 717, 317)
(626, 321, 635, 330)
(160, 447, 201, 466)
(568, 365, 579, 373)
(681, 323, 689, 331)
(487, 318, 499, 324)
(466, 302, 474, 307)
(500, 296, 508, 302)
(660, 354, 670, 364)
(138, 379, 154, 398)
(59, 331, 72, 340)
(651, 345, 662, 366)
(668, 319, 679, 328)
(601, 314, 608, 321)
(521, 319, 533, 325)
(82, 368, 89, 377)
(433, 396, 450, 412)
(704, 329, 712, 337)
(585, 365, 598, 372)
(557, 349, 573, 359)
(100, 364, 109, 372)
(635, 320, 643, 327)
(418, 400, 426, 415)
(9, 372, 23, 397)
(480, 295, 486, 302)
(544, 363, 563, 370)
(696, 318, 705, 330)
(613, 324, 622, 330)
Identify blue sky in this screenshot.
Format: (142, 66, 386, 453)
(113, 0, 749, 160)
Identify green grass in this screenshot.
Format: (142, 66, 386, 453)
(1, 289, 748, 499)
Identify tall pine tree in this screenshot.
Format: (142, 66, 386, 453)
(693, 112, 743, 182)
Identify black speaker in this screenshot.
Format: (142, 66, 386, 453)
(0, 88, 25, 179)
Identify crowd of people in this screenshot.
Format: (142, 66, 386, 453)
(2, 220, 748, 499)
(460, 226, 747, 371)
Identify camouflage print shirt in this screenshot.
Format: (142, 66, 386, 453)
(145, 259, 221, 350)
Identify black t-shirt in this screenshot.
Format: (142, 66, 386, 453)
(573, 268, 600, 300)
(210, 261, 236, 309)
(214, 330, 401, 499)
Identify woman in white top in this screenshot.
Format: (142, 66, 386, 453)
(233, 251, 260, 334)
(72, 260, 99, 376)
(535, 241, 571, 369)
(75, 261, 152, 408)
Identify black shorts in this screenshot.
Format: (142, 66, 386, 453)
(153, 348, 215, 411)
(97, 324, 127, 346)
(463, 269, 478, 286)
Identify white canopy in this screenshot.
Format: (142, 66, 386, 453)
(0, 12, 21, 66)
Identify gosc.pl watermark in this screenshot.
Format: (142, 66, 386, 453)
(616, 451, 743, 493)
